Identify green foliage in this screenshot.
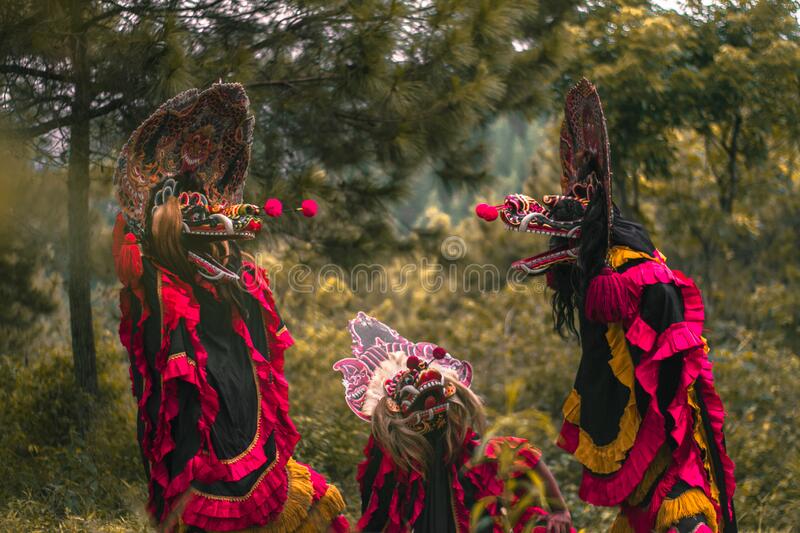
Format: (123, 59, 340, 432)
(1, 215, 799, 529)
(0, 345, 149, 531)
(542, 0, 800, 350)
(0, 1, 799, 531)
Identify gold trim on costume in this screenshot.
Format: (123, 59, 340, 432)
(191, 449, 280, 501)
(449, 470, 461, 533)
(608, 246, 657, 269)
(297, 484, 346, 533)
(688, 384, 721, 505)
(166, 352, 196, 367)
(655, 488, 718, 533)
(185, 458, 345, 533)
(562, 323, 642, 474)
(609, 512, 636, 533)
(625, 445, 671, 506)
(219, 359, 263, 465)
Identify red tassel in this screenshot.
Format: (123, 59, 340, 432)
(112, 213, 143, 288)
(585, 267, 637, 323)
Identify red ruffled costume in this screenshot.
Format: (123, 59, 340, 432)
(357, 430, 574, 533)
(559, 246, 737, 532)
(119, 257, 348, 532)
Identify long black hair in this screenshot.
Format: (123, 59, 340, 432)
(550, 184, 610, 338)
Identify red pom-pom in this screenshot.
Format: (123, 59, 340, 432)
(406, 355, 421, 370)
(300, 199, 318, 218)
(432, 346, 447, 360)
(263, 198, 283, 217)
(246, 219, 262, 232)
(124, 232, 137, 244)
(475, 203, 498, 221)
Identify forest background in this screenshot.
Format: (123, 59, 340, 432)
(1, 0, 799, 531)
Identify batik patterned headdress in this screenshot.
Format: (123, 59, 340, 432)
(114, 82, 255, 239)
(112, 82, 320, 284)
(333, 313, 472, 431)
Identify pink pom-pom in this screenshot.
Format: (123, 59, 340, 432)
(432, 347, 447, 360)
(406, 355, 421, 370)
(301, 199, 318, 218)
(475, 203, 498, 221)
(263, 198, 283, 217)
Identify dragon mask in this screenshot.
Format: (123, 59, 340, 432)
(476, 78, 613, 275)
(114, 83, 314, 282)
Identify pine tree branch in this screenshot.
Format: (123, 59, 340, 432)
(1, 97, 125, 138)
(0, 64, 71, 82)
(84, 0, 228, 29)
(247, 75, 338, 89)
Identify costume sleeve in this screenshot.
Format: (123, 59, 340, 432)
(356, 438, 395, 532)
(639, 282, 686, 440)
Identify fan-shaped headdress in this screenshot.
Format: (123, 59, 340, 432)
(559, 77, 613, 233)
(113, 82, 254, 238)
(333, 313, 472, 424)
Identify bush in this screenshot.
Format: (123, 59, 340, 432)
(2, 242, 797, 530)
(0, 344, 149, 531)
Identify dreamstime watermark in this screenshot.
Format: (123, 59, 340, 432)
(236, 235, 547, 295)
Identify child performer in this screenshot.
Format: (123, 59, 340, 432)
(334, 312, 575, 533)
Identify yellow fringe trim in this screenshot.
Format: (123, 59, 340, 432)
(655, 488, 718, 533)
(563, 323, 642, 474)
(191, 458, 315, 533)
(296, 484, 346, 533)
(608, 246, 657, 269)
(625, 445, 672, 507)
(609, 512, 636, 533)
(688, 386, 721, 505)
(562, 389, 581, 424)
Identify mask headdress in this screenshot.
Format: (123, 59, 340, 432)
(560, 78, 613, 246)
(474, 78, 614, 275)
(114, 82, 255, 239)
(333, 312, 472, 431)
(112, 83, 319, 283)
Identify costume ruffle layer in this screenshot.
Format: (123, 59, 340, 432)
(179, 458, 348, 533)
(120, 261, 344, 531)
(561, 248, 735, 532)
(357, 431, 572, 533)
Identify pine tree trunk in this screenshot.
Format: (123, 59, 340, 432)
(68, 0, 98, 396)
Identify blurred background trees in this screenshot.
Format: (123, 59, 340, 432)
(1, 0, 576, 396)
(1, 0, 799, 530)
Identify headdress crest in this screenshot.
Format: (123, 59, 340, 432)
(113, 82, 254, 237)
(333, 312, 472, 422)
(559, 78, 613, 234)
